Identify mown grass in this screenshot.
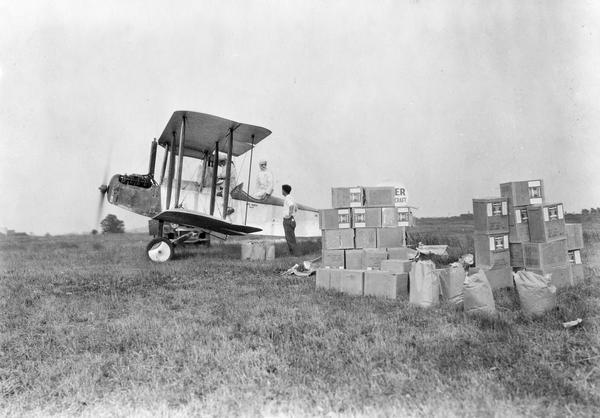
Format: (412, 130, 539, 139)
(1, 230, 599, 417)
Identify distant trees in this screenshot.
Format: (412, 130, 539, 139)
(581, 208, 600, 216)
(100, 214, 125, 233)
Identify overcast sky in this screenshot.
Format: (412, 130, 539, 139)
(1, 0, 599, 235)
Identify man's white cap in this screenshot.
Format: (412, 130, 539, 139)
(259, 159, 267, 165)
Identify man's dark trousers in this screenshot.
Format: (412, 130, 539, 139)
(283, 217, 297, 255)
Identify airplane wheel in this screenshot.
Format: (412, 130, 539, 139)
(147, 238, 174, 262)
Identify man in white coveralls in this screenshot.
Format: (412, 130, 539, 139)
(254, 159, 274, 199)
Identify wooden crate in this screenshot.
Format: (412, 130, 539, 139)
(351, 207, 382, 228)
(363, 248, 388, 269)
(527, 203, 566, 242)
(380, 259, 413, 274)
(364, 271, 409, 299)
(472, 198, 509, 233)
(387, 247, 412, 260)
(332, 187, 364, 208)
(522, 239, 568, 269)
(315, 269, 330, 289)
(329, 269, 343, 291)
(473, 233, 510, 268)
(364, 186, 408, 207)
(468, 266, 513, 289)
(568, 249, 584, 284)
(322, 249, 345, 268)
(528, 264, 572, 289)
(345, 249, 364, 270)
(381, 207, 415, 228)
(509, 243, 525, 267)
(376, 227, 406, 248)
(500, 179, 544, 208)
(568, 249, 584, 285)
(322, 229, 355, 250)
(340, 270, 364, 296)
(508, 206, 530, 242)
(565, 223, 584, 250)
(364, 187, 396, 207)
(354, 228, 377, 249)
(319, 208, 351, 230)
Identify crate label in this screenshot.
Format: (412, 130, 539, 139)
(349, 188, 363, 206)
(490, 202, 505, 216)
(502, 201, 508, 215)
(543, 207, 550, 222)
(529, 187, 542, 198)
(489, 237, 495, 251)
(353, 210, 366, 228)
(528, 180, 541, 187)
(530, 197, 543, 205)
(338, 210, 351, 228)
(393, 187, 408, 206)
(493, 236, 506, 250)
(568, 250, 582, 264)
(503, 235, 509, 249)
(515, 209, 522, 224)
(557, 204, 564, 219)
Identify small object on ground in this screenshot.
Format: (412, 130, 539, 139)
(459, 253, 474, 267)
(281, 262, 316, 277)
(562, 318, 583, 329)
(416, 243, 448, 256)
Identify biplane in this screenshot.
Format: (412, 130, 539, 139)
(98, 111, 320, 262)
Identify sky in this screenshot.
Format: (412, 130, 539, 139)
(1, 0, 599, 235)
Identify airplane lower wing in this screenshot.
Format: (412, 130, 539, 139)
(153, 208, 262, 235)
(230, 183, 318, 212)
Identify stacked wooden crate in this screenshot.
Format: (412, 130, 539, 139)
(566, 223, 585, 285)
(471, 198, 513, 289)
(316, 186, 414, 299)
(500, 180, 584, 288)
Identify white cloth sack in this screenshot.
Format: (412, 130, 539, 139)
(463, 270, 496, 314)
(514, 270, 557, 317)
(409, 260, 440, 308)
(438, 265, 465, 305)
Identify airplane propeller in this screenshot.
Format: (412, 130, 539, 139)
(96, 151, 112, 228)
(97, 183, 109, 227)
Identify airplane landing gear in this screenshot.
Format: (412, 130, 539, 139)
(146, 237, 174, 262)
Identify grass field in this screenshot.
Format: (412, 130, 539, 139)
(1, 219, 599, 417)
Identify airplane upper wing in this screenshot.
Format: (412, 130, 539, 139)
(157, 111, 271, 160)
(153, 208, 262, 235)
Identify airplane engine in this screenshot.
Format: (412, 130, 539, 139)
(106, 174, 162, 217)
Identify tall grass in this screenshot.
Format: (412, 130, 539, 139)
(0, 230, 599, 416)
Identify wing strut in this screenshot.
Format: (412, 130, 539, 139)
(244, 134, 255, 225)
(159, 142, 169, 184)
(209, 141, 219, 215)
(165, 131, 177, 209)
(199, 150, 208, 193)
(222, 128, 234, 219)
(174, 117, 186, 207)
